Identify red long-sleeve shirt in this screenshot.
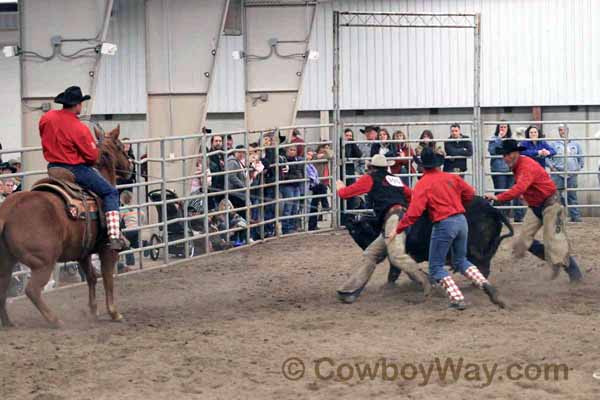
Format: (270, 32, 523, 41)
(396, 169, 475, 233)
(496, 155, 556, 207)
(39, 109, 99, 166)
(337, 174, 412, 203)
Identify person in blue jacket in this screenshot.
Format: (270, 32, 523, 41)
(519, 126, 556, 168)
(488, 122, 525, 222)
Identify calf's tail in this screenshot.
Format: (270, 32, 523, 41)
(496, 209, 514, 242)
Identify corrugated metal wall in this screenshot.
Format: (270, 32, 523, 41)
(207, 34, 245, 113)
(295, 0, 600, 111)
(93, 0, 147, 115)
(0, 29, 21, 150)
(10, 0, 600, 114)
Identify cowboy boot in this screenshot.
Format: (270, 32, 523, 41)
(565, 256, 583, 283)
(387, 265, 402, 283)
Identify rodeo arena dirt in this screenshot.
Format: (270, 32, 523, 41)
(3, 2, 600, 400)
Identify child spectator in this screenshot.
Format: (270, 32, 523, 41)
(306, 148, 329, 231)
(391, 130, 415, 185)
(119, 191, 144, 271)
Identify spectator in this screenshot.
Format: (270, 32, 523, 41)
(3, 178, 15, 196)
(0, 180, 5, 204)
(119, 190, 144, 271)
(414, 130, 444, 175)
(391, 130, 415, 185)
(306, 148, 329, 231)
(291, 129, 305, 157)
(0, 162, 16, 176)
(208, 135, 225, 210)
(226, 145, 250, 243)
(226, 135, 234, 151)
(443, 123, 473, 178)
(548, 124, 583, 222)
(116, 139, 136, 194)
(358, 125, 379, 173)
(370, 128, 396, 159)
(340, 129, 363, 224)
(519, 126, 555, 168)
(213, 198, 248, 247)
(342, 128, 362, 183)
(6, 159, 21, 192)
(279, 145, 304, 234)
(248, 142, 266, 239)
(314, 143, 333, 188)
(261, 133, 277, 237)
(488, 122, 525, 222)
(188, 155, 212, 231)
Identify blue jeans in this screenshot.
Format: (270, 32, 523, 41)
(48, 163, 119, 211)
(429, 214, 473, 282)
(280, 185, 300, 234)
(552, 174, 581, 220)
(492, 173, 525, 220)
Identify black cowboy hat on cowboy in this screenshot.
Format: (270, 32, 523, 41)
(496, 139, 527, 155)
(360, 125, 380, 134)
(420, 146, 445, 169)
(54, 86, 91, 107)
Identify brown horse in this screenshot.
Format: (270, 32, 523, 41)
(0, 125, 131, 328)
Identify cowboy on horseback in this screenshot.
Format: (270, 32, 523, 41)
(39, 86, 129, 250)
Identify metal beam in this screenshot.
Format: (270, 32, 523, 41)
(338, 12, 477, 29)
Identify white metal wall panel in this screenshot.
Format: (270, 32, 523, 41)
(93, 0, 147, 115)
(298, 1, 332, 111)
(207, 35, 244, 113)
(296, 0, 600, 111)
(0, 29, 21, 150)
(20, 0, 107, 98)
(146, 0, 227, 94)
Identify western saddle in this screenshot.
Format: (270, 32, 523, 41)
(31, 167, 107, 252)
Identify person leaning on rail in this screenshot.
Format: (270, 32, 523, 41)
(484, 139, 584, 283)
(335, 154, 431, 304)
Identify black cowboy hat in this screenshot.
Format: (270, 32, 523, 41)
(420, 147, 445, 169)
(54, 86, 91, 106)
(360, 125, 380, 134)
(497, 139, 527, 155)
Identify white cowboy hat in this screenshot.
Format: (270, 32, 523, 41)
(368, 154, 395, 168)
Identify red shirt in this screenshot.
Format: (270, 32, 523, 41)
(337, 174, 412, 203)
(496, 155, 556, 207)
(39, 110, 99, 166)
(396, 169, 475, 233)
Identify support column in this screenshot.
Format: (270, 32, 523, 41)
(532, 106, 543, 127)
(145, 0, 229, 192)
(243, 1, 317, 135)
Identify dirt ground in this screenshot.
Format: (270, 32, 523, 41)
(1, 221, 600, 400)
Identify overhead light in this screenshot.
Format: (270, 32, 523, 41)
(100, 42, 118, 56)
(2, 45, 18, 58)
(232, 50, 244, 60)
(307, 50, 319, 61)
